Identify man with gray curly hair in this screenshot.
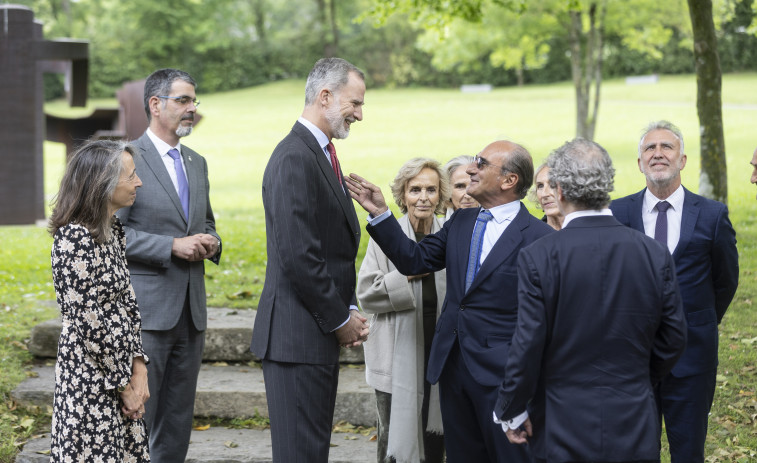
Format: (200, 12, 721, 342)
(495, 138, 687, 463)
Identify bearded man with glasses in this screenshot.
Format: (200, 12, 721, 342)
(116, 68, 222, 463)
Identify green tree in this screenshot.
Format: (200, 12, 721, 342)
(365, 0, 689, 140)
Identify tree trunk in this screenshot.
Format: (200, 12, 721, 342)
(327, 0, 339, 56)
(314, 0, 329, 56)
(252, 0, 267, 46)
(568, 10, 588, 139)
(687, 0, 727, 203)
(567, 1, 606, 141)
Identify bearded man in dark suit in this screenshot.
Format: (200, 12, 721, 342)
(252, 57, 369, 463)
(117, 68, 221, 463)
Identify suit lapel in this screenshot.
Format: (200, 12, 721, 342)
(628, 189, 645, 232)
(673, 187, 700, 259)
(466, 203, 526, 294)
(293, 123, 360, 244)
(135, 134, 187, 226)
(183, 148, 201, 228)
(450, 209, 477, 292)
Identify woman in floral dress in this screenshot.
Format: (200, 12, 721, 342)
(48, 139, 150, 462)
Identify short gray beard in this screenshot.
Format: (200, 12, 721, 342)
(325, 100, 350, 140)
(176, 125, 193, 138)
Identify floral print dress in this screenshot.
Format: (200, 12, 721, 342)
(50, 219, 150, 462)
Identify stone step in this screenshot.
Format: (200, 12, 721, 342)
(16, 425, 376, 462)
(13, 364, 376, 426)
(28, 307, 365, 364)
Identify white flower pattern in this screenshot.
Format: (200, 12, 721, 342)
(50, 220, 149, 462)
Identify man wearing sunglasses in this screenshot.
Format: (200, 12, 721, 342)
(347, 140, 554, 463)
(116, 68, 221, 463)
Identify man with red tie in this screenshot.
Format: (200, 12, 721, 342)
(252, 57, 369, 463)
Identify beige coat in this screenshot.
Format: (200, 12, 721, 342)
(357, 214, 446, 462)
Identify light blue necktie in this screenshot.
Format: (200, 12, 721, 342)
(465, 209, 494, 292)
(167, 148, 189, 219)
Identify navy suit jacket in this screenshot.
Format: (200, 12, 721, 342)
(252, 121, 361, 365)
(495, 215, 687, 462)
(610, 187, 738, 377)
(367, 203, 554, 387)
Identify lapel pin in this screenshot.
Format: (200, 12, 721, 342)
(188, 156, 192, 161)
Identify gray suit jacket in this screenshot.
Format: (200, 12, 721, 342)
(252, 121, 361, 365)
(116, 132, 221, 331)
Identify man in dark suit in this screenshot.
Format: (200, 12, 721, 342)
(116, 68, 222, 463)
(494, 138, 687, 463)
(347, 140, 554, 462)
(610, 121, 739, 462)
(252, 57, 369, 463)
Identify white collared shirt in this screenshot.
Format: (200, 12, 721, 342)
(146, 128, 187, 195)
(478, 200, 521, 265)
(562, 208, 613, 228)
(641, 185, 684, 254)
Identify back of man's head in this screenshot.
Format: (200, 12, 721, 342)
(304, 58, 364, 106)
(547, 138, 615, 210)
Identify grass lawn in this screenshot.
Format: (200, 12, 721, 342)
(1, 73, 756, 461)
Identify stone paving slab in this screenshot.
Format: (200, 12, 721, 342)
(16, 426, 376, 463)
(28, 307, 365, 363)
(13, 364, 375, 426)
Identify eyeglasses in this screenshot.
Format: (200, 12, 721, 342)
(473, 155, 507, 172)
(157, 95, 200, 107)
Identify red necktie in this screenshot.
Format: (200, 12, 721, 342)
(326, 142, 342, 183)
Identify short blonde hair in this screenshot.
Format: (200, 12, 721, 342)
(528, 163, 548, 209)
(390, 157, 449, 215)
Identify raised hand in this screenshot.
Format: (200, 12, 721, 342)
(345, 173, 389, 217)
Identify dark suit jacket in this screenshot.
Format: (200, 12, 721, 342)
(610, 187, 738, 377)
(367, 203, 554, 387)
(495, 215, 687, 462)
(252, 121, 361, 365)
(117, 133, 221, 331)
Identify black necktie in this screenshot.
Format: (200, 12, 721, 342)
(654, 201, 670, 247)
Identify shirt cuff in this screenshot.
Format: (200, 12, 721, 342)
(493, 410, 529, 432)
(367, 209, 391, 225)
(333, 306, 359, 331)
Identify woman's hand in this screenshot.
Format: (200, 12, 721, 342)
(120, 356, 149, 420)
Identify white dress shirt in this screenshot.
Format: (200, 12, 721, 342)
(477, 200, 520, 265)
(146, 128, 187, 196)
(642, 185, 684, 254)
(562, 208, 613, 228)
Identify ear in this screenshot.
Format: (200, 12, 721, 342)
(637, 156, 643, 173)
(319, 88, 332, 107)
(149, 96, 162, 118)
(500, 172, 518, 191)
(679, 153, 687, 170)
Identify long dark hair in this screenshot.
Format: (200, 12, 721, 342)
(49, 139, 134, 243)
